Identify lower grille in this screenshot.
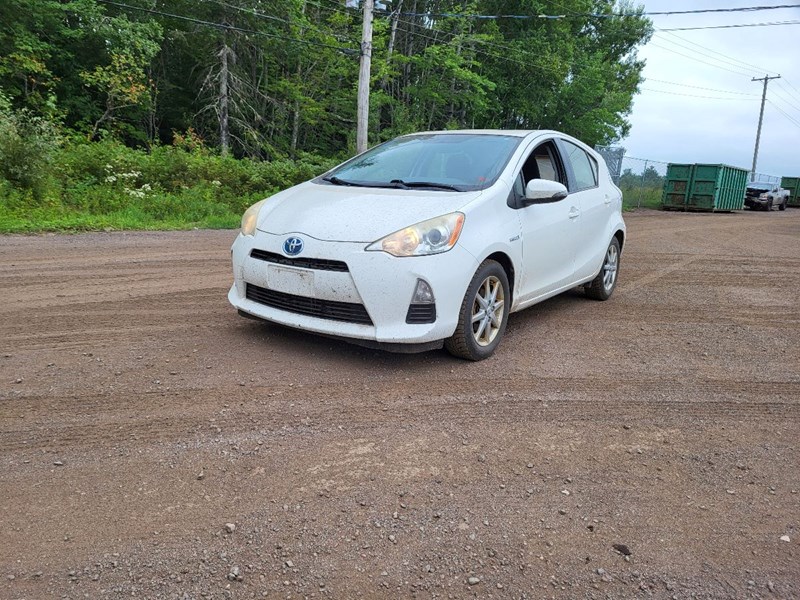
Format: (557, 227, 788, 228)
(406, 303, 437, 324)
(246, 283, 373, 326)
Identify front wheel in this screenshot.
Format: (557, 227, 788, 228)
(585, 237, 621, 301)
(445, 260, 510, 361)
(766, 199, 773, 211)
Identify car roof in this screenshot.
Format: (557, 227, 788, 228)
(407, 129, 557, 138)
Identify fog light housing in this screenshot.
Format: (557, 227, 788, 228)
(411, 279, 435, 304)
(406, 279, 437, 324)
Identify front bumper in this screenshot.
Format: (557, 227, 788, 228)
(744, 197, 768, 209)
(228, 231, 478, 344)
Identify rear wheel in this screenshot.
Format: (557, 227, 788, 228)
(585, 237, 621, 301)
(779, 200, 787, 211)
(445, 260, 510, 361)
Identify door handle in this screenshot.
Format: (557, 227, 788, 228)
(568, 208, 580, 219)
(604, 194, 612, 205)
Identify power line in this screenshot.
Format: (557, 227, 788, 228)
(395, 4, 800, 20)
(201, 0, 357, 43)
(644, 78, 759, 96)
(639, 87, 760, 101)
(652, 30, 777, 76)
(660, 20, 800, 32)
(767, 99, 800, 129)
(94, 0, 357, 53)
(782, 78, 800, 99)
(200, 0, 293, 26)
(643, 3, 800, 15)
(775, 80, 800, 105)
(647, 41, 756, 77)
(770, 88, 800, 114)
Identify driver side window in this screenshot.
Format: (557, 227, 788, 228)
(508, 141, 568, 209)
(519, 141, 567, 188)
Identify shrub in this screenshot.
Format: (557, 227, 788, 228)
(0, 133, 340, 232)
(0, 94, 62, 200)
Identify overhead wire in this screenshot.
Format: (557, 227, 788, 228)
(646, 41, 756, 77)
(659, 20, 800, 32)
(200, 0, 359, 45)
(639, 87, 760, 101)
(782, 78, 800, 99)
(775, 80, 800, 105)
(94, 0, 357, 53)
(769, 88, 800, 115)
(643, 78, 759, 96)
(651, 29, 778, 76)
(395, 4, 800, 20)
(767, 99, 800, 129)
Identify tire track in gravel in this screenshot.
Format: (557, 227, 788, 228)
(3, 377, 798, 453)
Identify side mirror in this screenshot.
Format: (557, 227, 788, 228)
(524, 179, 568, 204)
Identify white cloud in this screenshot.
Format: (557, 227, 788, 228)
(623, 0, 800, 177)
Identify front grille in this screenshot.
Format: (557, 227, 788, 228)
(406, 303, 437, 324)
(250, 249, 349, 272)
(246, 283, 373, 326)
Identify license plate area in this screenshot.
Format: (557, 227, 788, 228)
(267, 265, 314, 297)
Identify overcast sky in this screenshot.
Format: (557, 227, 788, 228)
(623, 0, 800, 177)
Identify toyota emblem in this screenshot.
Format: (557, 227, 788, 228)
(283, 237, 304, 256)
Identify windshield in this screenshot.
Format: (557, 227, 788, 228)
(321, 133, 523, 192)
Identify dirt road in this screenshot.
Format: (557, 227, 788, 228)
(1, 210, 798, 599)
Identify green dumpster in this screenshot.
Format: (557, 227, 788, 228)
(781, 176, 800, 207)
(661, 164, 694, 210)
(686, 164, 748, 211)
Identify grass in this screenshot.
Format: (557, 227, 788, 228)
(0, 205, 240, 234)
(0, 138, 338, 234)
(621, 185, 663, 211)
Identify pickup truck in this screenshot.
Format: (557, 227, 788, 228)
(745, 183, 789, 211)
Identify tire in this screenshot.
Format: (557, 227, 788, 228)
(585, 237, 621, 301)
(766, 199, 773, 211)
(779, 200, 787, 211)
(445, 260, 510, 361)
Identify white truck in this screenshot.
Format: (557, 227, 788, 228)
(745, 182, 789, 211)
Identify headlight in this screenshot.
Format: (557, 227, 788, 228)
(240, 199, 267, 236)
(366, 212, 465, 257)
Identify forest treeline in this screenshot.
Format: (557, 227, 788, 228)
(0, 0, 651, 230)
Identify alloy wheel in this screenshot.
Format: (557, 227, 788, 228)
(603, 244, 619, 292)
(471, 276, 505, 347)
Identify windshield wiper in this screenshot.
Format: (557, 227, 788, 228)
(324, 177, 463, 191)
(322, 175, 357, 186)
(390, 180, 463, 192)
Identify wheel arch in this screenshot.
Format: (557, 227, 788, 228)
(614, 229, 625, 252)
(484, 251, 515, 305)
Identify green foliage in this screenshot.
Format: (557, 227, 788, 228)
(0, 136, 337, 232)
(619, 166, 665, 210)
(0, 93, 62, 199)
(0, 0, 652, 154)
(0, 1, 653, 230)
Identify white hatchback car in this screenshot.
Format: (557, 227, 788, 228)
(229, 130, 625, 360)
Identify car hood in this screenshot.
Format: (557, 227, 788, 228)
(256, 181, 483, 242)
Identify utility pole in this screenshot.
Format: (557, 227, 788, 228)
(356, 0, 374, 154)
(751, 74, 780, 181)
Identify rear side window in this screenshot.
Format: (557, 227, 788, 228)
(562, 141, 598, 191)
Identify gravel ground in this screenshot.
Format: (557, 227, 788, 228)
(1, 209, 798, 599)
